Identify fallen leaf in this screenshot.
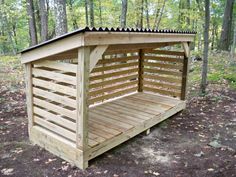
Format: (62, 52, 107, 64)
(1, 168, 14, 176)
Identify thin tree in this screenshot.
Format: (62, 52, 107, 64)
(140, 0, 144, 28)
(218, 0, 235, 51)
(26, 0, 38, 46)
(145, 0, 150, 28)
(200, 0, 210, 94)
(54, 0, 67, 36)
(85, 0, 89, 26)
(156, 0, 167, 29)
(120, 0, 128, 28)
(39, 0, 48, 42)
(68, 0, 78, 30)
(89, 0, 94, 27)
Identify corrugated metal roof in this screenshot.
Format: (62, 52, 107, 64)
(21, 27, 196, 53)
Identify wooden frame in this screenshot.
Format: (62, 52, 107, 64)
(21, 30, 194, 169)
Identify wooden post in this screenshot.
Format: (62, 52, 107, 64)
(181, 42, 190, 100)
(138, 49, 144, 92)
(25, 63, 34, 136)
(76, 47, 90, 169)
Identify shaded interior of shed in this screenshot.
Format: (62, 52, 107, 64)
(22, 27, 195, 169)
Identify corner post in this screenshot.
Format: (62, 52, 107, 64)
(25, 63, 34, 136)
(138, 49, 144, 92)
(181, 42, 190, 100)
(76, 47, 90, 169)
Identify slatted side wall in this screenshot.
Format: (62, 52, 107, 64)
(142, 49, 185, 98)
(31, 60, 78, 143)
(89, 49, 139, 105)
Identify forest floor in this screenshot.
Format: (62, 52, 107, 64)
(0, 53, 236, 177)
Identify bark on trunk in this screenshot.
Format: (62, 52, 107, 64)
(200, 0, 210, 94)
(89, 0, 94, 27)
(27, 0, 38, 46)
(54, 0, 67, 36)
(39, 0, 48, 42)
(145, 0, 150, 29)
(85, 0, 89, 26)
(156, 0, 167, 29)
(68, 0, 78, 30)
(219, 0, 234, 51)
(98, 0, 102, 26)
(120, 0, 128, 28)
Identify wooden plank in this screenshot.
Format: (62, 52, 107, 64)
(181, 43, 190, 100)
(33, 87, 77, 108)
(143, 61, 183, 70)
(25, 63, 34, 134)
(182, 42, 190, 58)
(89, 68, 138, 81)
(143, 74, 182, 84)
(143, 49, 185, 56)
(89, 74, 138, 89)
(97, 56, 138, 65)
(76, 47, 90, 169)
(34, 106, 76, 131)
(143, 55, 184, 63)
(89, 80, 138, 97)
(138, 49, 144, 92)
(92, 62, 138, 73)
(88, 99, 186, 160)
(32, 78, 76, 97)
(89, 121, 121, 136)
(89, 86, 138, 105)
(33, 97, 76, 120)
(143, 86, 181, 97)
(90, 45, 108, 72)
(33, 60, 77, 73)
(143, 80, 182, 90)
(104, 48, 139, 55)
(32, 68, 76, 85)
(143, 68, 182, 77)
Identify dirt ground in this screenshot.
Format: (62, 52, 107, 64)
(0, 82, 236, 177)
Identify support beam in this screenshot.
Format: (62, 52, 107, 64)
(182, 42, 190, 58)
(181, 42, 190, 100)
(25, 63, 34, 135)
(89, 45, 108, 72)
(138, 49, 144, 92)
(76, 47, 90, 169)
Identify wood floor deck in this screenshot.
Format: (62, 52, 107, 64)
(87, 92, 185, 152)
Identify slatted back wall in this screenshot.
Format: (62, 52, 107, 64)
(89, 49, 139, 105)
(31, 59, 78, 143)
(142, 49, 185, 98)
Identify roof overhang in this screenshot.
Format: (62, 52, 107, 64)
(21, 29, 196, 64)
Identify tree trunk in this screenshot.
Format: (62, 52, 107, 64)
(145, 0, 150, 28)
(39, 0, 48, 42)
(68, 0, 78, 30)
(219, 0, 234, 51)
(85, 0, 89, 26)
(120, 0, 128, 28)
(98, 0, 102, 26)
(200, 0, 210, 94)
(54, 0, 67, 36)
(153, 1, 160, 29)
(156, 0, 167, 29)
(26, 0, 38, 46)
(89, 0, 94, 27)
(140, 0, 144, 28)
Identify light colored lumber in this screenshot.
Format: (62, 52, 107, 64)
(143, 80, 181, 90)
(143, 68, 182, 77)
(33, 87, 77, 108)
(143, 61, 183, 70)
(143, 49, 185, 56)
(90, 45, 108, 72)
(25, 63, 34, 134)
(143, 86, 181, 97)
(97, 56, 138, 65)
(32, 78, 76, 97)
(143, 55, 184, 63)
(182, 42, 190, 58)
(33, 60, 77, 73)
(92, 62, 138, 73)
(146, 129, 150, 135)
(143, 74, 182, 84)
(76, 47, 90, 169)
(32, 68, 76, 85)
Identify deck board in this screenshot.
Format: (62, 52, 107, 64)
(87, 92, 184, 148)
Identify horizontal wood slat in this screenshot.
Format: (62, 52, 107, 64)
(143, 56, 184, 63)
(104, 49, 139, 55)
(34, 60, 77, 73)
(90, 68, 138, 81)
(89, 87, 137, 105)
(143, 74, 182, 84)
(33, 87, 77, 108)
(143, 68, 182, 77)
(143, 49, 185, 56)
(32, 68, 76, 85)
(143, 61, 182, 70)
(92, 62, 138, 73)
(97, 56, 138, 65)
(143, 86, 181, 97)
(32, 78, 76, 97)
(143, 80, 182, 90)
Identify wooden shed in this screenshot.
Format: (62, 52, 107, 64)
(21, 27, 196, 169)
